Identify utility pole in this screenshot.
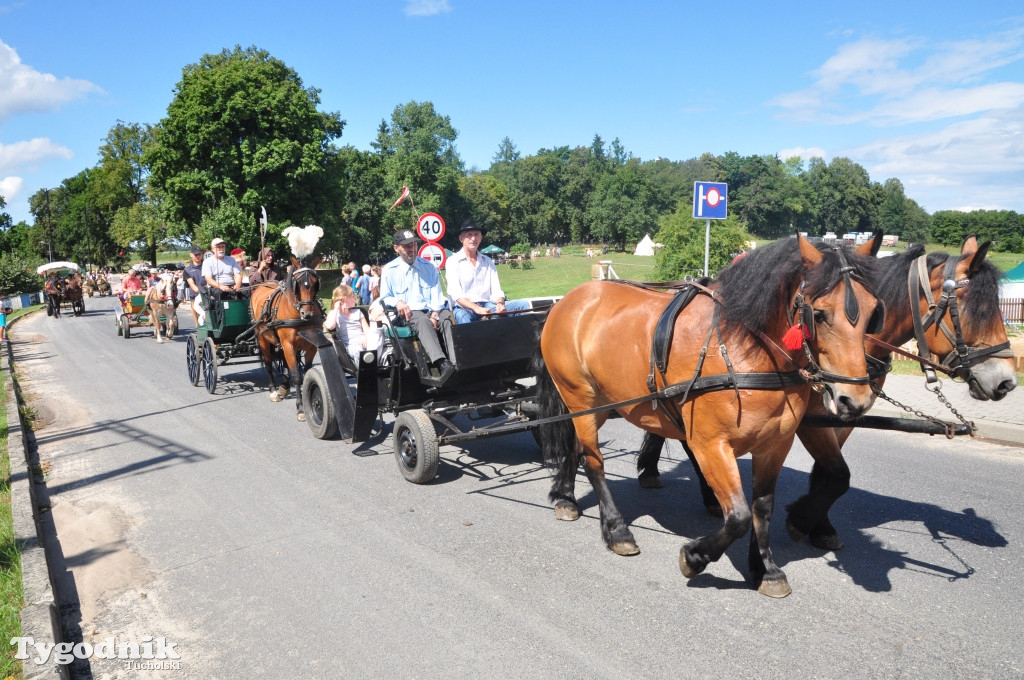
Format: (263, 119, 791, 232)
(43, 189, 54, 262)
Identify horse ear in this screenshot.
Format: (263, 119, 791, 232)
(856, 230, 882, 257)
(290, 256, 300, 270)
(310, 255, 322, 270)
(960, 233, 979, 256)
(797, 232, 822, 265)
(962, 239, 992, 278)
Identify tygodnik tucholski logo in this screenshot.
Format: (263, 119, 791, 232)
(11, 635, 181, 669)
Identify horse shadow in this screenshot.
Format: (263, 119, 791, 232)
(573, 443, 1006, 594)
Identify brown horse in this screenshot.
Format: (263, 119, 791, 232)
(44, 277, 64, 318)
(249, 256, 323, 420)
(535, 235, 882, 597)
(637, 233, 1018, 551)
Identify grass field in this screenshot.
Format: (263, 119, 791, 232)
(0, 355, 25, 680)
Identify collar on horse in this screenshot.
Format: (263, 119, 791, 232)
(907, 253, 1012, 387)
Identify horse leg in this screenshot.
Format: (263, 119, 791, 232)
(150, 303, 163, 343)
(747, 438, 795, 598)
(785, 426, 851, 551)
(576, 415, 639, 555)
(259, 340, 284, 402)
(636, 432, 665, 488)
(678, 441, 751, 580)
(290, 341, 307, 421)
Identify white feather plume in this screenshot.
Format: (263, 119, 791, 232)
(282, 225, 324, 260)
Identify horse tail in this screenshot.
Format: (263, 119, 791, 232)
(531, 346, 578, 500)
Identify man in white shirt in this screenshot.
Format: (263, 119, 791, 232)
(201, 238, 242, 297)
(445, 219, 528, 324)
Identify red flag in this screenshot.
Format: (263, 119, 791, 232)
(388, 186, 410, 211)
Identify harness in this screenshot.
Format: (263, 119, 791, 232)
(907, 253, 1013, 388)
(253, 266, 326, 347)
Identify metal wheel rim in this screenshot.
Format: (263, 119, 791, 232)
(186, 337, 199, 384)
(396, 426, 419, 471)
(202, 340, 216, 392)
(307, 381, 325, 428)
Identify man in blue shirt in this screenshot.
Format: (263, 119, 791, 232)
(378, 229, 456, 385)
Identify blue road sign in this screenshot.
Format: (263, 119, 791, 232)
(693, 182, 728, 220)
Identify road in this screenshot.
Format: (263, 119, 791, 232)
(12, 296, 1024, 679)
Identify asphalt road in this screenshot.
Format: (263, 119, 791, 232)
(13, 296, 1024, 679)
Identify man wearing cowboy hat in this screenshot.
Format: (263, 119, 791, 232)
(378, 228, 456, 385)
(446, 219, 529, 324)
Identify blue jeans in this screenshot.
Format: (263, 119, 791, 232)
(453, 299, 530, 324)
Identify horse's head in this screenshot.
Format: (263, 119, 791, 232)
(288, 255, 323, 321)
(914, 236, 1017, 401)
(795, 234, 883, 420)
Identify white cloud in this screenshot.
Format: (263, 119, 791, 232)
(778, 146, 828, 163)
(0, 138, 75, 175)
(771, 28, 1024, 125)
(0, 176, 23, 204)
(0, 39, 102, 120)
(404, 0, 451, 17)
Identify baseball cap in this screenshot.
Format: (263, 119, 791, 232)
(190, 246, 203, 255)
(211, 238, 226, 247)
(393, 229, 417, 245)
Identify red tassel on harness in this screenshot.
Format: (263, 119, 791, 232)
(782, 323, 805, 350)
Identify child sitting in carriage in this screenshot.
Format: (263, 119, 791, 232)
(324, 285, 372, 367)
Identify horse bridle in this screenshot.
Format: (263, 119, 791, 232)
(908, 253, 1013, 387)
(284, 265, 324, 319)
(789, 245, 884, 388)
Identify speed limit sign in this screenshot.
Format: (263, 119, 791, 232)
(418, 243, 447, 270)
(416, 213, 446, 242)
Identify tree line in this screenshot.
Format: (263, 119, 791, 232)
(0, 44, 1021, 291)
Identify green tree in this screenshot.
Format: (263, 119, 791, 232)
(655, 205, 751, 279)
(805, 157, 877, 234)
(586, 159, 659, 246)
(147, 45, 345, 238)
(0, 252, 40, 296)
(930, 210, 965, 246)
(373, 100, 464, 241)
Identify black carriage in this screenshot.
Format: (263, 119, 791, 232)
(300, 305, 554, 483)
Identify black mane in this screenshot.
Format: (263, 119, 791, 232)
(716, 238, 882, 337)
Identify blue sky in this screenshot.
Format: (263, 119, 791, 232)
(2, 1, 1023, 226)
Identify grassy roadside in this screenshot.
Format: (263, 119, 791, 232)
(0, 356, 24, 680)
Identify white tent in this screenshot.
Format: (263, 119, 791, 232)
(634, 234, 656, 256)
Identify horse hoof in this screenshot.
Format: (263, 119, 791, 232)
(786, 519, 806, 543)
(296, 412, 306, 422)
(269, 393, 283, 403)
(679, 551, 699, 579)
(610, 541, 640, 556)
(810, 533, 843, 552)
(757, 578, 792, 598)
(553, 500, 580, 522)
(638, 474, 663, 489)
(276, 386, 289, 397)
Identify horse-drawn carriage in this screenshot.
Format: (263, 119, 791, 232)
(116, 292, 176, 341)
(38, 261, 85, 317)
(185, 296, 263, 393)
(299, 302, 556, 483)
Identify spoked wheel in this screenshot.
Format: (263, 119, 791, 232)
(120, 315, 131, 339)
(393, 409, 439, 484)
(201, 337, 218, 394)
(302, 366, 337, 440)
(186, 336, 200, 386)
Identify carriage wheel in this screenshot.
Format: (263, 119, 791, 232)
(46, 298, 54, 317)
(120, 315, 131, 339)
(393, 409, 439, 484)
(186, 336, 200, 386)
(201, 338, 218, 394)
(302, 366, 338, 440)
(116, 311, 123, 336)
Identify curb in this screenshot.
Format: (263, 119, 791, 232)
(4, 315, 73, 679)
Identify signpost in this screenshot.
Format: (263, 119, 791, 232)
(416, 213, 446, 244)
(693, 182, 728, 276)
(418, 243, 447, 270)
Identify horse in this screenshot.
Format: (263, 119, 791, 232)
(63, 275, 84, 316)
(534, 234, 883, 597)
(144, 282, 177, 343)
(249, 256, 323, 421)
(636, 233, 1018, 552)
(44, 277, 64, 318)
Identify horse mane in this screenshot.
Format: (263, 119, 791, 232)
(872, 244, 1002, 326)
(715, 237, 882, 339)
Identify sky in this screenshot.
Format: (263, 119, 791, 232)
(2, 1, 1023, 226)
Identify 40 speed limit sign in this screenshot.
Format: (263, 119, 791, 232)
(416, 213, 446, 243)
